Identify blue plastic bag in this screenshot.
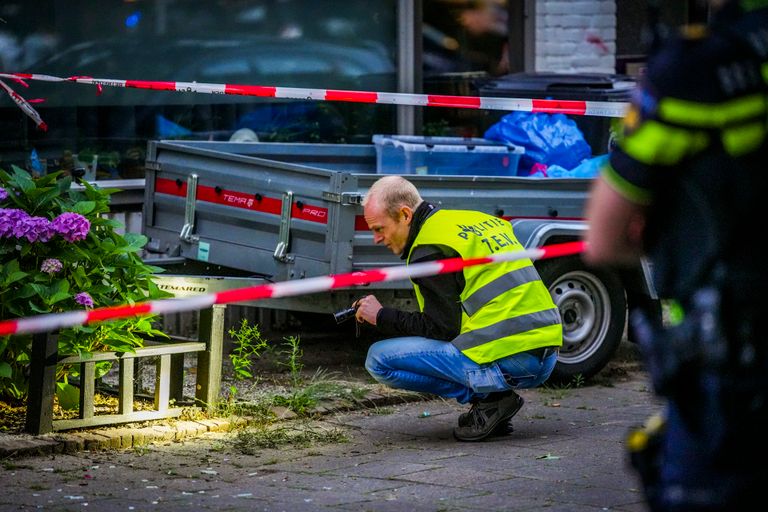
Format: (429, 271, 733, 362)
(529, 154, 608, 179)
(484, 111, 592, 176)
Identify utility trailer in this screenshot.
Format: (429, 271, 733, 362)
(142, 139, 655, 382)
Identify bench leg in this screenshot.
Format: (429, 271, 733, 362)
(195, 304, 225, 413)
(25, 333, 57, 435)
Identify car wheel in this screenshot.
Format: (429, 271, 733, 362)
(537, 256, 627, 384)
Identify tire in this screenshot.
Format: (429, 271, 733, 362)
(537, 256, 627, 384)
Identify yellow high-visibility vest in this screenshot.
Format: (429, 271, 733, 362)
(409, 209, 562, 364)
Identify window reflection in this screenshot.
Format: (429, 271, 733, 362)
(0, 0, 397, 180)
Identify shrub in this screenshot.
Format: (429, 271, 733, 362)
(0, 166, 170, 401)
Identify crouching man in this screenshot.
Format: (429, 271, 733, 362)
(356, 176, 562, 441)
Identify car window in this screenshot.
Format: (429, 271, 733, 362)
(199, 58, 252, 79)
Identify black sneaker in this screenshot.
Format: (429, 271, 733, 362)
(453, 391, 524, 442)
(457, 414, 514, 437)
(457, 410, 515, 437)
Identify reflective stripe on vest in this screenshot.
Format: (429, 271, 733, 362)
(453, 309, 562, 352)
(409, 209, 562, 364)
(621, 91, 768, 165)
(659, 94, 767, 156)
(462, 266, 541, 317)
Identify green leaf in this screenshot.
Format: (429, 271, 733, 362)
(52, 278, 70, 294)
(55, 174, 73, 194)
(0, 362, 11, 379)
(71, 266, 89, 288)
(48, 291, 71, 305)
(29, 302, 51, 314)
(17, 284, 38, 299)
(3, 270, 28, 286)
(32, 188, 64, 211)
(10, 165, 35, 193)
(71, 201, 96, 215)
(94, 361, 114, 379)
(123, 232, 148, 249)
(101, 218, 125, 229)
(55, 382, 80, 411)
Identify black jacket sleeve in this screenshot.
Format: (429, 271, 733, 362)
(375, 244, 463, 340)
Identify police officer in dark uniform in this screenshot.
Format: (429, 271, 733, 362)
(584, 0, 768, 509)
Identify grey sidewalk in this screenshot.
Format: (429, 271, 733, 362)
(1, 368, 659, 511)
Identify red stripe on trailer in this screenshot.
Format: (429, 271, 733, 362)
(292, 203, 329, 223)
(125, 80, 177, 91)
(196, 185, 282, 215)
(325, 90, 378, 103)
(532, 99, 587, 116)
(355, 215, 369, 231)
(154, 177, 328, 223)
(225, 84, 277, 97)
(155, 177, 187, 196)
(87, 303, 153, 323)
(427, 94, 482, 109)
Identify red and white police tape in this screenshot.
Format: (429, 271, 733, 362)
(0, 72, 629, 131)
(0, 77, 47, 131)
(0, 241, 585, 337)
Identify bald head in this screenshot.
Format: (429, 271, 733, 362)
(363, 176, 423, 220)
(362, 176, 423, 256)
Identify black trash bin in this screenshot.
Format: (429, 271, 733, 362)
(477, 72, 636, 155)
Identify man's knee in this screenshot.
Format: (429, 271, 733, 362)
(365, 340, 389, 378)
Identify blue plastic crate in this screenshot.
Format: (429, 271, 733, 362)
(373, 135, 525, 176)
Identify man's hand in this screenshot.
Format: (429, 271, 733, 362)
(354, 295, 383, 326)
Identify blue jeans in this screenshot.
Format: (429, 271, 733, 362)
(365, 336, 558, 404)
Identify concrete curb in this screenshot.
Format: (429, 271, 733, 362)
(0, 390, 427, 459)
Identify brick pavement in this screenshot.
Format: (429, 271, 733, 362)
(0, 368, 660, 511)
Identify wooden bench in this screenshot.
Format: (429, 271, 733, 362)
(25, 305, 226, 434)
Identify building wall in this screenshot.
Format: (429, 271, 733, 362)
(535, 0, 617, 74)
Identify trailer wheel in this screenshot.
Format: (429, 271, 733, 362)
(537, 257, 626, 384)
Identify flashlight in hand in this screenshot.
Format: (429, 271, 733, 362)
(332, 306, 358, 324)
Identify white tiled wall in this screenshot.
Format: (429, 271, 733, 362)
(535, 0, 616, 73)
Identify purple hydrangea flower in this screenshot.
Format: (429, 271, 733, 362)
(0, 186, 7, 201)
(40, 258, 63, 274)
(74, 292, 94, 308)
(52, 212, 91, 242)
(0, 208, 30, 239)
(16, 216, 55, 243)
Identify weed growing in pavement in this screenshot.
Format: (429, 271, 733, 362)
(543, 373, 585, 393)
(2, 461, 32, 471)
(272, 368, 369, 417)
(228, 319, 270, 382)
(215, 329, 371, 427)
(217, 399, 273, 423)
(132, 444, 150, 456)
(280, 334, 304, 387)
(538, 374, 587, 406)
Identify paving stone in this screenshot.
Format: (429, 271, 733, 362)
(0, 361, 659, 512)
